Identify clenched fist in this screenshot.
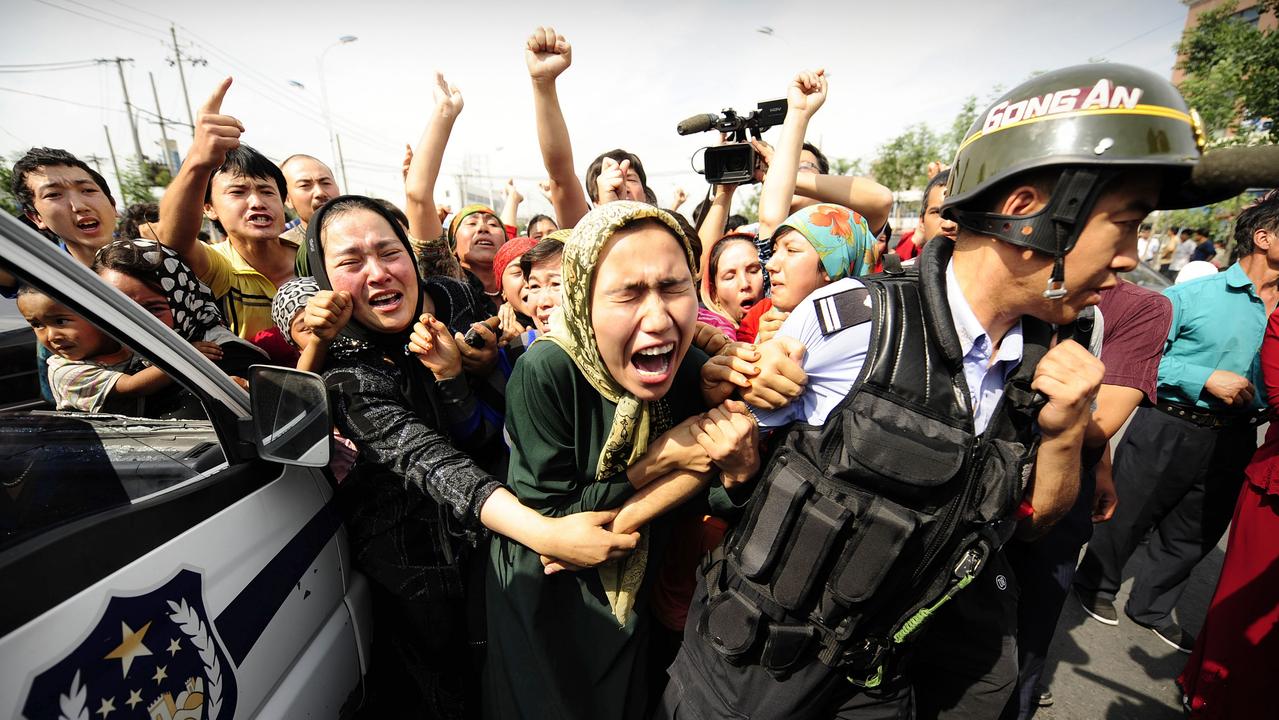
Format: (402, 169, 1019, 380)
(1205, 369, 1255, 408)
(304, 290, 353, 343)
(526, 26, 572, 84)
(1032, 339, 1104, 438)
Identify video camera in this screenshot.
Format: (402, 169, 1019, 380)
(678, 99, 787, 185)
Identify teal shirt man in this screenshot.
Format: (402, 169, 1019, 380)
(1157, 263, 1266, 411)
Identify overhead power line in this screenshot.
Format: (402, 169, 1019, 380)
(101, 0, 173, 24)
(0, 63, 98, 74)
(31, 0, 167, 42)
(0, 59, 99, 69)
(0, 85, 126, 113)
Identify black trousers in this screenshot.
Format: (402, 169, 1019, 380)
(1074, 406, 1256, 625)
(657, 577, 913, 720)
(999, 469, 1096, 720)
(911, 550, 1020, 720)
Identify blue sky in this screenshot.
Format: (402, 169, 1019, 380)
(0, 0, 1191, 215)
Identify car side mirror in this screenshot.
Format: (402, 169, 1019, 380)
(248, 365, 331, 467)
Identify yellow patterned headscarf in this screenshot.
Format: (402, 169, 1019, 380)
(446, 203, 498, 251)
(544, 201, 694, 625)
(544, 227, 573, 243)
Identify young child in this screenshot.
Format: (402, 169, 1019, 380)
(17, 286, 213, 414)
(270, 276, 359, 483)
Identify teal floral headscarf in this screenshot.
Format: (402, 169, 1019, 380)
(776, 203, 879, 280)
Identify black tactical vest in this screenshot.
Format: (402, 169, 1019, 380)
(698, 240, 1055, 685)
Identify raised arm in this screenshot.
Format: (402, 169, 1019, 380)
(405, 72, 463, 244)
(500, 179, 523, 230)
(526, 26, 590, 227)
(758, 69, 827, 240)
(793, 174, 894, 236)
(671, 187, 688, 213)
(158, 78, 242, 279)
(697, 185, 736, 271)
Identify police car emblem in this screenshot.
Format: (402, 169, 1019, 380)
(21, 569, 238, 720)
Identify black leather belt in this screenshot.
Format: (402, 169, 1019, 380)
(1154, 401, 1266, 429)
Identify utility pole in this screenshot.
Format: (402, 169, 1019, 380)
(84, 154, 107, 174)
(103, 125, 123, 197)
(99, 57, 144, 165)
(167, 24, 206, 136)
(149, 72, 175, 175)
(336, 133, 349, 193)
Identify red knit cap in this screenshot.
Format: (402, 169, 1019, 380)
(492, 235, 539, 281)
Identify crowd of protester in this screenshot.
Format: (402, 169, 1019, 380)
(5, 25, 1279, 720)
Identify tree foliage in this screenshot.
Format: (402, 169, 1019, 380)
(1158, 191, 1260, 245)
(943, 95, 980, 160)
(738, 185, 760, 223)
(0, 157, 18, 217)
(866, 95, 979, 192)
(1176, 0, 1279, 145)
(116, 159, 170, 207)
(1159, 2, 1278, 248)
(869, 124, 944, 193)
(828, 156, 864, 177)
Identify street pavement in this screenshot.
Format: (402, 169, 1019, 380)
(1033, 535, 1224, 719)
(1031, 416, 1256, 720)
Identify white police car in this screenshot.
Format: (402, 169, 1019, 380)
(0, 212, 372, 719)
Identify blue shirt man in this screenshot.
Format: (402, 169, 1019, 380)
(1157, 262, 1266, 411)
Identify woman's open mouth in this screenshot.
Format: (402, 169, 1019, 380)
(368, 291, 403, 314)
(631, 342, 675, 383)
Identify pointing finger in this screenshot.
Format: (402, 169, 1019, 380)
(201, 77, 232, 115)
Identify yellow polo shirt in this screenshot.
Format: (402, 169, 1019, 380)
(198, 237, 298, 339)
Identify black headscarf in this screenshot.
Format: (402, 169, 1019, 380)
(306, 195, 441, 414)
(306, 195, 426, 353)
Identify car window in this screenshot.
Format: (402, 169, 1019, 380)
(1, 290, 227, 552)
(0, 295, 42, 411)
(1121, 261, 1173, 292)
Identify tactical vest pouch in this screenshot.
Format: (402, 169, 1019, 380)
(770, 495, 849, 610)
(701, 587, 762, 659)
(733, 453, 816, 580)
(760, 623, 817, 674)
(843, 388, 970, 500)
(971, 438, 1036, 524)
(828, 497, 919, 604)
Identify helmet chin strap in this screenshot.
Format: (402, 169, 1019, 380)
(948, 168, 1113, 300)
(1045, 255, 1068, 300)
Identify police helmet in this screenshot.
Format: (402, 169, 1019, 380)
(942, 63, 1207, 297)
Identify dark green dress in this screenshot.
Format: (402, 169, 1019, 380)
(484, 340, 735, 719)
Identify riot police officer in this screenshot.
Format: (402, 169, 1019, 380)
(660, 63, 1217, 719)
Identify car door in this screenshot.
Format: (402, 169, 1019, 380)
(0, 214, 371, 719)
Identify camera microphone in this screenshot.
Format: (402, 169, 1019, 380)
(1185, 145, 1279, 204)
(677, 113, 720, 136)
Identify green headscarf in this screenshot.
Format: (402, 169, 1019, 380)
(543, 200, 694, 625)
(446, 203, 498, 251)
